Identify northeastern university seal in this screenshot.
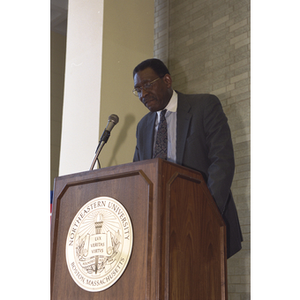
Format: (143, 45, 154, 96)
(66, 196, 133, 292)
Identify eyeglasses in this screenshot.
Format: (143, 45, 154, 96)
(132, 77, 160, 97)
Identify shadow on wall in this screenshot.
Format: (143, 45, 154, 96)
(106, 113, 136, 167)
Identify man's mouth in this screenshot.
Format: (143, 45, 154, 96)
(143, 97, 156, 107)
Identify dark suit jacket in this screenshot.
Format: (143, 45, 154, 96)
(133, 92, 243, 258)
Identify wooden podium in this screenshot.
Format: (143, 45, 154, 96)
(51, 158, 227, 299)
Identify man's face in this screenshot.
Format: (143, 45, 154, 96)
(133, 67, 172, 112)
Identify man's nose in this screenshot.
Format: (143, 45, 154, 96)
(140, 88, 149, 99)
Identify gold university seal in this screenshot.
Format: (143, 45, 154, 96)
(65, 196, 133, 292)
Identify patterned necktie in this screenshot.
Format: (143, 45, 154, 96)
(153, 109, 167, 159)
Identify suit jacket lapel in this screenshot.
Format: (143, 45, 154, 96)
(176, 92, 192, 165)
(144, 112, 156, 159)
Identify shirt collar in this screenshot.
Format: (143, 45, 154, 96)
(157, 90, 178, 118)
(165, 90, 178, 112)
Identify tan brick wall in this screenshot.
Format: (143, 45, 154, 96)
(154, 0, 250, 299)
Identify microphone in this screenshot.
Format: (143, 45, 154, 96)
(89, 114, 119, 170)
(98, 114, 119, 144)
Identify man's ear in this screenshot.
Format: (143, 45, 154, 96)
(163, 74, 172, 89)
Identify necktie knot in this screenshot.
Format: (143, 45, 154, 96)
(161, 109, 167, 118)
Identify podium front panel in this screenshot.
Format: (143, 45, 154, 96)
(51, 168, 155, 300)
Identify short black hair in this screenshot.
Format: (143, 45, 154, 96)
(133, 58, 170, 78)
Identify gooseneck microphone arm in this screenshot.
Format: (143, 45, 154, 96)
(89, 114, 119, 171)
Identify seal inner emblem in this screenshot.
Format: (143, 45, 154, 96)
(65, 196, 133, 292)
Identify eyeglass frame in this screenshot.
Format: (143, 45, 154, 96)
(132, 77, 161, 97)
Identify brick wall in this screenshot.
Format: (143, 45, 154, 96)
(154, 0, 250, 299)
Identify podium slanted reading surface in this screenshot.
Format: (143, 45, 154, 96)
(51, 158, 227, 300)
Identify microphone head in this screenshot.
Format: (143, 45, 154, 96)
(109, 114, 119, 124)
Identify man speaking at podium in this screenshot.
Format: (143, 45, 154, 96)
(132, 58, 242, 258)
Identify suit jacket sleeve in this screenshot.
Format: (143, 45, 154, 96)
(133, 126, 140, 162)
(133, 112, 156, 162)
(203, 95, 235, 214)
